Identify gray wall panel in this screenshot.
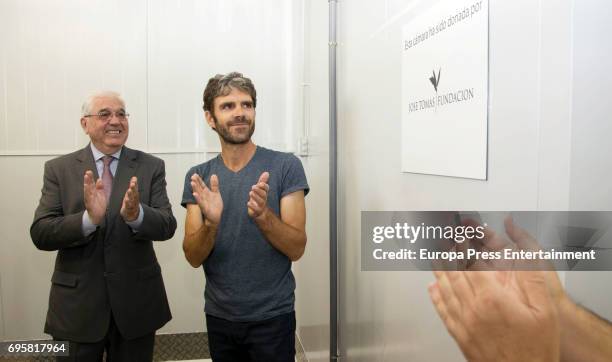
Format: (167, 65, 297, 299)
(335, 0, 610, 360)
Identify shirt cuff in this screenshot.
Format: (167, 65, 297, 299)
(125, 204, 144, 232)
(82, 210, 98, 236)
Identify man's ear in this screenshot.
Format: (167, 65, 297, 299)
(205, 111, 216, 130)
(80, 117, 88, 134)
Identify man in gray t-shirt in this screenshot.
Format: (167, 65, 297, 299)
(182, 72, 309, 361)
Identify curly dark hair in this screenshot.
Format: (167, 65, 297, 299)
(202, 72, 257, 115)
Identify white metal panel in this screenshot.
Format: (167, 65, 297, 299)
(569, 0, 612, 210)
(146, 0, 302, 152)
(0, 156, 57, 340)
(293, 0, 330, 360)
(0, 0, 303, 155)
(0, 0, 148, 153)
(537, 0, 573, 210)
(565, 0, 612, 324)
(336, 0, 572, 360)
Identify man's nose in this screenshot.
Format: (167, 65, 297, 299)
(109, 114, 121, 124)
(233, 106, 244, 118)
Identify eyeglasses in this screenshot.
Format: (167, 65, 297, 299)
(84, 110, 130, 121)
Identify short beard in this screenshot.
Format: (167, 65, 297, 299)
(212, 114, 255, 145)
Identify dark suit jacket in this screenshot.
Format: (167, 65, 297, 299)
(30, 145, 177, 342)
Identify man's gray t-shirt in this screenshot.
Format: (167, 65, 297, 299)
(182, 146, 309, 322)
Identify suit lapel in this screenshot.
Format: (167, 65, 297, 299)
(108, 146, 138, 218)
(75, 144, 98, 182)
(75, 144, 108, 229)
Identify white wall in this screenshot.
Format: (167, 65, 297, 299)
(569, 0, 612, 211)
(564, 0, 612, 322)
(0, 0, 312, 340)
(293, 0, 331, 361)
(336, 0, 611, 360)
(0, 0, 303, 155)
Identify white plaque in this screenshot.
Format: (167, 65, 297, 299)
(402, 0, 489, 179)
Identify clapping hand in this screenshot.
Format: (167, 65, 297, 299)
(83, 170, 107, 225)
(120, 177, 140, 222)
(191, 174, 223, 226)
(247, 172, 270, 219)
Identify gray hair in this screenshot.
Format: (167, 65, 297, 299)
(81, 91, 125, 117)
(203, 72, 257, 114)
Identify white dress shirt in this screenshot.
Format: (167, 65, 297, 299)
(82, 144, 144, 236)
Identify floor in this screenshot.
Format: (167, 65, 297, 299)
(2, 333, 305, 361)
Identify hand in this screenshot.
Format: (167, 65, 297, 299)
(83, 170, 107, 225)
(120, 176, 140, 222)
(247, 172, 270, 220)
(463, 217, 567, 304)
(502, 218, 567, 305)
(191, 174, 223, 226)
(429, 269, 560, 362)
(430, 219, 563, 362)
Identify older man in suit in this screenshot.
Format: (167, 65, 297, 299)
(30, 91, 177, 361)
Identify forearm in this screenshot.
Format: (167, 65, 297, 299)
(31, 162, 93, 250)
(183, 222, 217, 267)
(255, 208, 306, 261)
(30, 211, 92, 251)
(559, 296, 612, 362)
(136, 204, 177, 241)
(138, 161, 177, 241)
